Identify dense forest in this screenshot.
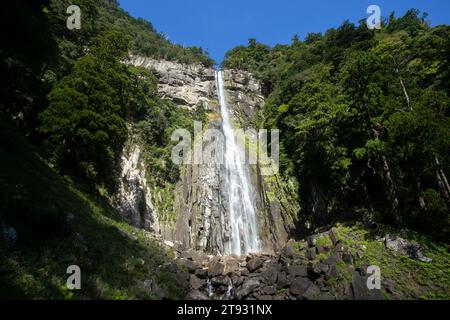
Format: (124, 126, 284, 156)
(223, 9, 450, 240)
(1, 0, 211, 192)
(0, 0, 211, 298)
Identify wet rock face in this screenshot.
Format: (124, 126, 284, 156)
(113, 140, 159, 233)
(129, 55, 217, 110)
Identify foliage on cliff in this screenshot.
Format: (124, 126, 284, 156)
(223, 10, 450, 240)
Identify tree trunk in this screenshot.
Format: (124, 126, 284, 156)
(417, 178, 427, 210)
(398, 74, 411, 111)
(373, 127, 402, 226)
(380, 154, 402, 226)
(434, 156, 450, 203)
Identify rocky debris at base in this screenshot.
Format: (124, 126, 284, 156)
(169, 227, 388, 300)
(147, 227, 433, 300)
(384, 234, 432, 263)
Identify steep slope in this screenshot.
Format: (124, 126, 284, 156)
(0, 119, 186, 299)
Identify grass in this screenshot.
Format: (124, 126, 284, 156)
(289, 221, 449, 299)
(0, 119, 184, 299)
(332, 222, 450, 299)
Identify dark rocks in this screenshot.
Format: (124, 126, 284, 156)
(326, 264, 339, 279)
(231, 274, 244, 287)
(260, 285, 277, 295)
(247, 256, 263, 272)
(307, 262, 328, 279)
(158, 261, 179, 273)
(306, 248, 316, 260)
(208, 257, 225, 277)
(307, 236, 316, 247)
(385, 234, 432, 263)
(211, 275, 230, 286)
(329, 228, 339, 245)
(287, 265, 307, 278)
(261, 264, 278, 285)
(180, 249, 209, 265)
(173, 227, 405, 301)
(179, 258, 201, 272)
(195, 268, 208, 278)
(236, 279, 260, 299)
(290, 277, 311, 296)
(222, 256, 239, 275)
(302, 283, 321, 300)
(276, 271, 289, 289)
(282, 239, 296, 258)
(189, 274, 205, 290)
(351, 272, 384, 300)
(187, 290, 209, 300)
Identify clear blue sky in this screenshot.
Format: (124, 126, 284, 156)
(119, 0, 450, 63)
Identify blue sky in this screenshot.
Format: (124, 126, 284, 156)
(119, 0, 450, 63)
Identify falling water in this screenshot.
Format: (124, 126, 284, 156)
(215, 70, 260, 256)
(226, 278, 234, 300)
(206, 279, 214, 298)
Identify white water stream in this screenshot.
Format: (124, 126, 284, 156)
(215, 70, 260, 255)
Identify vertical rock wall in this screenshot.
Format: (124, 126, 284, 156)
(118, 56, 300, 254)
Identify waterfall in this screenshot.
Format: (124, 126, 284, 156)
(215, 70, 260, 256)
(206, 279, 214, 298)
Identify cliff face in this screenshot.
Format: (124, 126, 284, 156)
(113, 134, 160, 233)
(129, 55, 217, 110)
(117, 56, 300, 254)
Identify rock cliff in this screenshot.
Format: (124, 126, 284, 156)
(119, 56, 300, 254)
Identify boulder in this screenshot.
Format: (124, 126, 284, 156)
(260, 285, 277, 295)
(290, 277, 311, 296)
(195, 268, 208, 279)
(247, 257, 263, 272)
(306, 248, 316, 260)
(179, 258, 201, 273)
(208, 257, 225, 277)
(302, 283, 321, 300)
(287, 265, 307, 278)
(385, 234, 432, 263)
(236, 279, 260, 299)
(180, 249, 209, 264)
(282, 240, 296, 258)
(351, 272, 384, 300)
(307, 236, 316, 247)
(276, 271, 289, 289)
(329, 228, 339, 245)
(189, 274, 205, 290)
(231, 274, 244, 287)
(186, 290, 209, 300)
(223, 256, 239, 275)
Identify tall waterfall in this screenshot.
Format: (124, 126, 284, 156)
(215, 70, 260, 255)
